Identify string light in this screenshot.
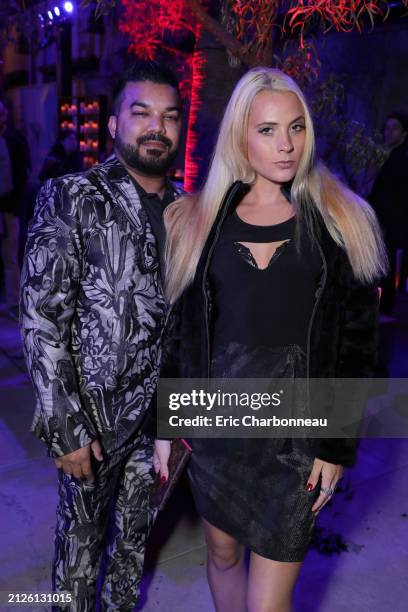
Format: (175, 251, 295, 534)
(38, 1, 75, 26)
(63, 2, 74, 14)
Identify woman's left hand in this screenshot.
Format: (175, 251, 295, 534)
(307, 458, 344, 514)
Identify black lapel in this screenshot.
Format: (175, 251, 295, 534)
(197, 181, 250, 268)
(101, 157, 146, 233)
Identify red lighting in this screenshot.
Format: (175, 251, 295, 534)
(286, 1, 391, 47)
(119, 0, 196, 60)
(184, 26, 206, 193)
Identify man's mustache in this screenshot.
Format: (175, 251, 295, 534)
(137, 133, 172, 148)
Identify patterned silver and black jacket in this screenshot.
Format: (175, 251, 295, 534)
(20, 157, 182, 458)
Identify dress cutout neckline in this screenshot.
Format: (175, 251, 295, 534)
(233, 239, 292, 270)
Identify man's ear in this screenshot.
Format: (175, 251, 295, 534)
(108, 115, 117, 139)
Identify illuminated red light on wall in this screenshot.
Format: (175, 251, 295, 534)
(184, 26, 206, 193)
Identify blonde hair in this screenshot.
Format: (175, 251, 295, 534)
(165, 67, 387, 303)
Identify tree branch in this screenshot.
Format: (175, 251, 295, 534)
(187, 0, 248, 63)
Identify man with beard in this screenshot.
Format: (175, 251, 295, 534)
(20, 61, 183, 611)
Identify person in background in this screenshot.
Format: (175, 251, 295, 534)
(370, 111, 408, 315)
(20, 61, 183, 611)
(39, 128, 82, 181)
(0, 98, 31, 319)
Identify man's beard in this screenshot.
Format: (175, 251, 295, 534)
(115, 132, 178, 176)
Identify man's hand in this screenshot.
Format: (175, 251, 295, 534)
(54, 440, 104, 482)
(308, 458, 344, 514)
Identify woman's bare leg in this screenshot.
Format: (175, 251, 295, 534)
(247, 551, 303, 612)
(201, 517, 247, 612)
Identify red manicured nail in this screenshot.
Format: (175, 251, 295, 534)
(306, 483, 314, 491)
(161, 476, 167, 483)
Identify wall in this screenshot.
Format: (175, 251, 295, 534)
(315, 20, 408, 131)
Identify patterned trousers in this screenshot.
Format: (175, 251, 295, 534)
(52, 433, 157, 612)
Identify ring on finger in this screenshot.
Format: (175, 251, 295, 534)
(320, 485, 335, 496)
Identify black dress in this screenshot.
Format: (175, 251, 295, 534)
(187, 208, 323, 562)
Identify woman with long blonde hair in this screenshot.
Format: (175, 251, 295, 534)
(154, 67, 387, 612)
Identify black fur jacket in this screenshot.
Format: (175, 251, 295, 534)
(157, 181, 380, 467)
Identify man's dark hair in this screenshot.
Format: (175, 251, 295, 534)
(111, 60, 181, 116)
(385, 111, 408, 133)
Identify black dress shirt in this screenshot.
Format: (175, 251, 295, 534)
(131, 177, 178, 278)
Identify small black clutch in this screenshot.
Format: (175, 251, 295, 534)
(150, 438, 192, 511)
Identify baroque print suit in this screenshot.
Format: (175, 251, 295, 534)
(21, 157, 182, 457)
(20, 157, 182, 611)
